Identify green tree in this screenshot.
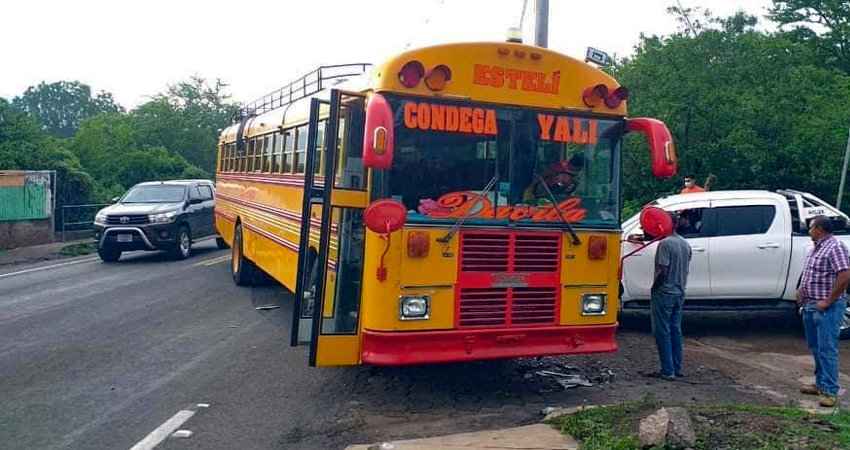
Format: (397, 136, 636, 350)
(150, 76, 238, 173)
(12, 81, 125, 138)
(769, 0, 850, 74)
(614, 11, 850, 209)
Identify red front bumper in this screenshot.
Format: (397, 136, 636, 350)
(361, 323, 618, 366)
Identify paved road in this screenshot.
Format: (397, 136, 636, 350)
(1, 240, 848, 450)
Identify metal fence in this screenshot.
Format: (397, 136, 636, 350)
(62, 204, 110, 242)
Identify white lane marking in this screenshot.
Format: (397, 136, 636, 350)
(0, 257, 99, 279)
(129, 404, 208, 450)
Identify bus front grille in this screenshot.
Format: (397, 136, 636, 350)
(460, 232, 559, 272)
(458, 286, 558, 327)
(457, 231, 561, 328)
(459, 288, 507, 326)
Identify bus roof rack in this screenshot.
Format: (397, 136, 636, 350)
(231, 63, 372, 123)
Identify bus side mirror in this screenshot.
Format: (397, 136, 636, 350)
(364, 200, 407, 281)
(640, 206, 674, 238)
(625, 118, 677, 179)
(362, 93, 394, 170)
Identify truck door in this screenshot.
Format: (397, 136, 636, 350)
(291, 90, 368, 367)
(621, 200, 712, 299)
(707, 198, 791, 298)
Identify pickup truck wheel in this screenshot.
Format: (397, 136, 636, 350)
(841, 305, 850, 340)
(169, 226, 192, 260)
(98, 248, 121, 262)
(232, 224, 256, 286)
(216, 237, 229, 250)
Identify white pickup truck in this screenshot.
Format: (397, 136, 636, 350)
(620, 189, 850, 338)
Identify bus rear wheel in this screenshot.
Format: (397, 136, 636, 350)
(232, 223, 256, 286)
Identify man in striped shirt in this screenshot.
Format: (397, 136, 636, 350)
(796, 216, 850, 407)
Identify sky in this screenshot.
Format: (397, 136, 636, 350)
(0, 0, 775, 109)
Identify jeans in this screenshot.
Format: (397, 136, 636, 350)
(651, 291, 685, 375)
(802, 296, 846, 397)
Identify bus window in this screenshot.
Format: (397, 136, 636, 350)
(382, 99, 511, 216)
(246, 139, 256, 172)
(335, 96, 366, 190)
(283, 130, 294, 173)
(314, 120, 325, 175)
(271, 132, 282, 173)
(262, 135, 272, 172)
(295, 125, 308, 173)
(254, 137, 266, 172)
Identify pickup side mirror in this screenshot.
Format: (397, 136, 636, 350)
(626, 233, 645, 243)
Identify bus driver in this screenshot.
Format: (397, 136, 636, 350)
(522, 153, 584, 205)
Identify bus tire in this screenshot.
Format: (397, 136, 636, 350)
(232, 223, 256, 286)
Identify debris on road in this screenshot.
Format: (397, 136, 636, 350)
(535, 370, 593, 389)
(171, 430, 193, 439)
(255, 305, 281, 311)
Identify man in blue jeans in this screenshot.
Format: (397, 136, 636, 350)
(796, 215, 850, 407)
(649, 212, 692, 381)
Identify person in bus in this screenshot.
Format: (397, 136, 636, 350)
(522, 154, 584, 205)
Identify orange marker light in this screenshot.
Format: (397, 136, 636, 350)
(374, 127, 387, 154)
(588, 236, 607, 260)
(424, 65, 452, 91)
(407, 231, 430, 258)
(497, 47, 510, 55)
(582, 84, 608, 108)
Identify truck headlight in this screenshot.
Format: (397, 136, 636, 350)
(94, 212, 108, 225)
(399, 295, 430, 320)
(581, 293, 607, 316)
(149, 211, 178, 223)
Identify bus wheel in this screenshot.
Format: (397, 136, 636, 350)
(232, 223, 256, 286)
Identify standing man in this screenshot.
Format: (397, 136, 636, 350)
(797, 216, 850, 407)
(679, 174, 705, 194)
(649, 212, 692, 380)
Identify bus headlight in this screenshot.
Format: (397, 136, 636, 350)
(581, 294, 607, 316)
(399, 295, 430, 320)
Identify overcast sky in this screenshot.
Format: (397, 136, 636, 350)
(0, 0, 774, 109)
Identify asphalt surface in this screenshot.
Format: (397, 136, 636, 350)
(2, 240, 848, 450)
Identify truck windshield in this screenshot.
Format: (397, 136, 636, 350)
(121, 185, 186, 203)
(375, 95, 622, 228)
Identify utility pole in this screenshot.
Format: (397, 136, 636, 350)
(534, 0, 548, 48)
(837, 120, 850, 209)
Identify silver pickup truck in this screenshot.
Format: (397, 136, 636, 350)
(620, 189, 850, 338)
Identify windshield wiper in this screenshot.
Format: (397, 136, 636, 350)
(535, 174, 581, 246)
(436, 173, 499, 244)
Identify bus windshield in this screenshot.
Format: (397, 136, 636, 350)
(378, 95, 622, 228)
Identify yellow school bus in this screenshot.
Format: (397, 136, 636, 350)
(215, 41, 676, 367)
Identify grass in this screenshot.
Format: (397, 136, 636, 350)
(61, 242, 95, 258)
(547, 394, 850, 450)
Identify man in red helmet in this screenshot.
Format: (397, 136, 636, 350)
(522, 154, 584, 205)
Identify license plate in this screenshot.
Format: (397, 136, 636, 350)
(117, 234, 133, 243)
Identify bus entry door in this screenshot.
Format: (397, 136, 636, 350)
(292, 90, 368, 367)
